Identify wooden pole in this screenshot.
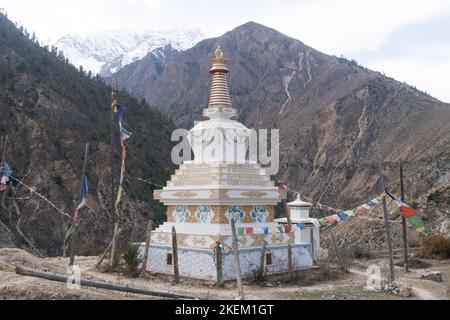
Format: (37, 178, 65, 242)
(259, 241, 267, 276)
(230, 218, 244, 300)
(215, 241, 223, 287)
(380, 171, 395, 282)
(1, 134, 8, 163)
(280, 184, 292, 227)
(69, 142, 89, 267)
(171, 226, 179, 284)
(310, 227, 315, 264)
(330, 231, 346, 271)
(400, 160, 409, 272)
(287, 243, 293, 272)
(110, 222, 119, 271)
(110, 79, 117, 232)
(140, 219, 153, 276)
(14, 266, 199, 300)
(109, 79, 118, 271)
(95, 227, 122, 270)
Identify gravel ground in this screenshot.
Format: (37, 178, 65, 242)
(0, 248, 448, 300)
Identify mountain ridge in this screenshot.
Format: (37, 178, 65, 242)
(113, 21, 450, 212)
(55, 26, 205, 76)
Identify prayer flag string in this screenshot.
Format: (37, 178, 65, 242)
(315, 193, 386, 228)
(113, 102, 132, 217)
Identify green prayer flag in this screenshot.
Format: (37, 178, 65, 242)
(65, 224, 75, 240)
(319, 219, 329, 227)
(407, 215, 424, 233)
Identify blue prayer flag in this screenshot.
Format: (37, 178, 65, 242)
(116, 104, 125, 122)
(2, 161, 12, 177)
(338, 212, 348, 221)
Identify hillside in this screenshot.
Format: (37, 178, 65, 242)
(114, 22, 450, 213)
(0, 12, 175, 256)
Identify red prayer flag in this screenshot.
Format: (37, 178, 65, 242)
(246, 227, 254, 234)
(357, 206, 367, 214)
(395, 200, 417, 218)
(325, 216, 336, 224)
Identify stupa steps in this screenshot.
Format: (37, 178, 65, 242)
(166, 181, 275, 187)
(179, 163, 268, 171)
(171, 171, 270, 179)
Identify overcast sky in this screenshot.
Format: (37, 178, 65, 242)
(2, 0, 450, 102)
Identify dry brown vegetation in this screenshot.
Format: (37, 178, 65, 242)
(418, 236, 450, 260)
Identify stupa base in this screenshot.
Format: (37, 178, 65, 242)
(141, 243, 313, 281)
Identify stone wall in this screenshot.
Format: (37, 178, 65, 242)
(144, 243, 313, 281)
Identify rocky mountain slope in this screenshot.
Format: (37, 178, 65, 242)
(0, 13, 175, 256)
(55, 27, 204, 76)
(114, 22, 450, 215)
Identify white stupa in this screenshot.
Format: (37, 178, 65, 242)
(145, 47, 314, 280)
(275, 195, 327, 260)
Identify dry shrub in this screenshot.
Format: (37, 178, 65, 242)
(341, 245, 374, 260)
(418, 236, 450, 260)
(248, 266, 266, 285)
(317, 262, 340, 281)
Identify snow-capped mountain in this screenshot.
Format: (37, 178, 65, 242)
(55, 27, 204, 76)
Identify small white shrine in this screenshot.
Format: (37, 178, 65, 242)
(275, 195, 328, 260)
(145, 47, 315, 281)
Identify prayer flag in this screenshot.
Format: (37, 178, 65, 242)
(325, 216, 336, 224)
(387, 190, 424, 233)
(338, 212, 348, 221)
(407, 216, 425, 233)
(394, 200, 417, 218)
(270, 227, 278, 234)
(357, 206, 367, 214)
(116, 104, 125, 122)
(319, 219, 329, 227)
(74, 175, 88, 225)
(332, 214, 341, 222)
(1, 161, 12, 177)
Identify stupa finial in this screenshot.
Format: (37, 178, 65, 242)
(215, 46, 224, 59)
(203, 45, 237, 119)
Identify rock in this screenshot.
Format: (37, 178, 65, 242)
(384, 281, 411, 298)
(420, 271, 443, 283)
(398, 286, 412, 298)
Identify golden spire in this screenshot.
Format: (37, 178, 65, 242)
(208, 46, 232, 107)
